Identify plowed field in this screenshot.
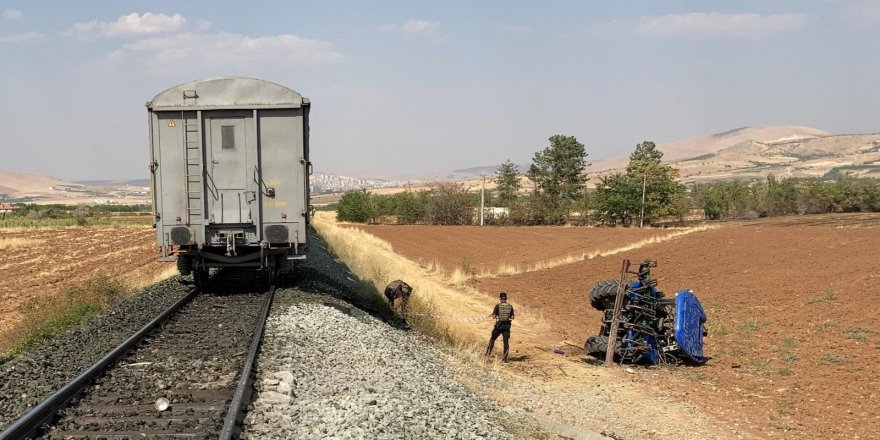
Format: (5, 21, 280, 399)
(0, 226, 170, 349)
(352, 213, 880, 439)
(351, 224, 672, 275)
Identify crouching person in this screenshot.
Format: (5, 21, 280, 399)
(485, 292, 514, 362)
(384, 280, 413, 319)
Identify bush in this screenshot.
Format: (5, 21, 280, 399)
(73, 205, 92, 226)
(336, 190, 377, 223)
(425, 182, 477, 225)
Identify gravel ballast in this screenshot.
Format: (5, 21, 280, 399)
(0, 278, 192, 429)
(243, 292, 514, 439)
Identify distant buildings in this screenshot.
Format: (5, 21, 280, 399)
(0, 203, 20, 213)
(310, 173, 410, 194)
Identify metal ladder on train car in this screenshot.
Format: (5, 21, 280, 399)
(182, 114, 204, 225)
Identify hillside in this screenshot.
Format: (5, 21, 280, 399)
(0, 170, 76, 198)
(0, 169, 149, 204)
(674, 133, 880, 182)
(588, 125, 832, 173)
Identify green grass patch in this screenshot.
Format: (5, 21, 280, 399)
(806, 289, 837, 305)
(844, 327, 879, 341)
(746, 359, 774, 376)
(0, 273, 129, 363)
(706, 320, 730, 338)
(774, 337, 800, 363)
(743, 318, 772, 335)
(816, 353, 848, 365)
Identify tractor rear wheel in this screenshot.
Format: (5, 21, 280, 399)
(589, 279, 624, 311)
(584, 334, 622, 359)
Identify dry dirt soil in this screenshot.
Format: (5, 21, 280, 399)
(353, 213, 880, 439)
(350, 224, 669, 275)
(0, 226, 170, 349)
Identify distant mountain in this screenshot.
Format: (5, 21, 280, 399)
(587, 125, 833, 173)
(74, 179, 150, 187)
(0, 169, 77, 197)
(674, 133, 880, 182)
(441, 126, 835, 181)
(445, 164, 528, 180)
(0, 169, 151, 204)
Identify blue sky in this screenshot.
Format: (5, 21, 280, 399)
(1, 1, 878, 180)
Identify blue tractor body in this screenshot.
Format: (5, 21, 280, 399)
(674, 289, 707, 363)
(585, 260, 708, 365)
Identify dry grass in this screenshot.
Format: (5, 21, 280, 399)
(314, 212, 552, 354)
(0, 238, 43, 250)
(127, 264, 179, 291)
(1, 271, 128, 361)
(472, 225, 717, 279)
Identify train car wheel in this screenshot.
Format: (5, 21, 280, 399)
(194, 269, 209, 289)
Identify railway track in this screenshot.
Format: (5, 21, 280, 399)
(0, 271, 274, 440)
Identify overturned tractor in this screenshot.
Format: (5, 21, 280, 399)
(584, 259, 708, 365)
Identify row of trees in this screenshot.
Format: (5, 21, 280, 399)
(336, 182, 478, 225)
(693, 176, 880, 219)
(336, 134, 880, 226)
(491, 137, 685, 226)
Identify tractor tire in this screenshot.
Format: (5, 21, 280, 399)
(589, 279, 624, 311)
(584, 334, 623, 359)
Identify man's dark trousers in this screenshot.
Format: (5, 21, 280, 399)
(486, 321, 511, 361)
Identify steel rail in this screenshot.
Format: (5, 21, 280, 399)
(219, 285, 275, 440)
(0, 287, 201, 440)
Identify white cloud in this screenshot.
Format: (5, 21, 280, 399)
(500, 25, 531, 36)
(196, 20, 212, 31)
(849, 0, 880, 28)
(0, 32, 46, 44)
(402, 19, 439, 33)
(111, 32, 343, 72)
(66, 12, 186, 39)
(378, 19, 445, 41)
(2, 8, 23, 21)
(635, 12, 809, 39)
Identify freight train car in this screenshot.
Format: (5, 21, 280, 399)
(147, 77, 311, 286)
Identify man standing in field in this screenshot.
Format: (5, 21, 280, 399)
(485, 292, 515, 362)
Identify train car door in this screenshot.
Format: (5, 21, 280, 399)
(205, 114, 251, 224)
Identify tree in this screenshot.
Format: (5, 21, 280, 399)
(425, 182, 476, 225)
(494, 159, 520, 207)
(590, 140, 685, 226)
(389, 191, 430, 224)
(626, 141, 685, 225)
(527, 135, 588, 224)
(591, 173, 641, 226)
(626, 141, 664, 173)
(73, 205, 92, 226)
(750, 174, 797, 217)
(336, 190, 377, 223)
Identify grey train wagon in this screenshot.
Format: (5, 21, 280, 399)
(147, 77, 311, 286)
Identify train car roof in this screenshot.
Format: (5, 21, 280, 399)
(147, 77, 307, 110)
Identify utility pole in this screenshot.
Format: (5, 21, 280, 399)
(480, 175, 485, 226)
(639, 171, 647, 228)
(606, 259, 630, 366)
